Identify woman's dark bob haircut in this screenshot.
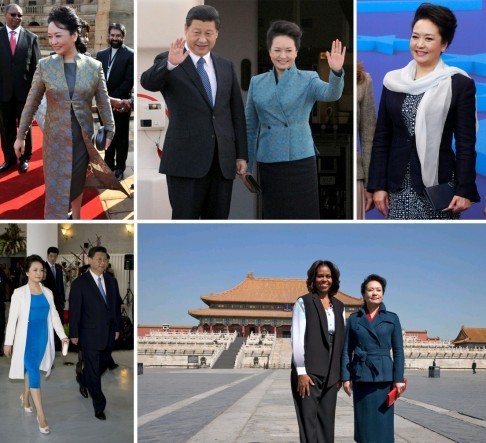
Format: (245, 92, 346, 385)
(361, 274, 387, 296)
(306, 260, 340, 296)
(48, 5, 87, 54)
(412, 3, 457, 47)
(266, 20, 303, 51)
(24, 254, 45, 273)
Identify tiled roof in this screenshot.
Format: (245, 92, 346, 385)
(200, 274, 362, 306)
(189, 308, 292, 319)
(452, 326, 486, 344)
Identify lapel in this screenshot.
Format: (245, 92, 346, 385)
(1, 27, 13, 61)
(50, 54, 71, 99)
(15, 28, 25, 53)
(211, 53, 222, 109)
(111, 45, 125, 71)
(311, 293, 331, 346)
(356, 304, 387, 345)
(260, 68, 291, 125)
(180, 52, 213, 110)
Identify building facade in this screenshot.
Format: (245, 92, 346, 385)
(189, 273, 363, 337)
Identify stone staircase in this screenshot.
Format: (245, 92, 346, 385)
(269, 338, 292, 369)
(212, 337, 245, 369)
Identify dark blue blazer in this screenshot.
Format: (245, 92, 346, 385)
(341, 303, 404, 383)
(140, 51, 248, 180)
(368, 74, 480, 202)
(69, 271, 121, 351)
(44, 261, 65, 311)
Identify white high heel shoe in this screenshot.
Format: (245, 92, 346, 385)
(20, 393, 33, 413)
(37, 416, 50, 434)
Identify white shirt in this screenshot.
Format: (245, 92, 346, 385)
(89, 270, 106, 295)
(291, 297, 346, 375)
(106, 47, 119, 80)
(167, 45, 217, 105)
(5, 25, 21, 42)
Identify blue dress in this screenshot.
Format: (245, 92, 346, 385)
(25, 293, 49, 388)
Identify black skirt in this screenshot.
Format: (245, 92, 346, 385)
(259, 156, 319, 219)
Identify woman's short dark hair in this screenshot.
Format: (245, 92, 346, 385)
(266, 20, 303, 51)
(306, 260, 340, 296)
(48, 5, 87, 54)
(24, 254, 45, 273)
(412, 3, 457, 47)
(186, 5, 221, 30)
(361, 274, 387, 296)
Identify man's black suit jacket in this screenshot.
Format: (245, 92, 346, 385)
(368, 74, 480, 201)
(96, 44, 134, 99)
(0, 26, 40, 102)
(69, 271, 121, 351)
(140, 51, 248, 180)
(44, 261, 65, 314)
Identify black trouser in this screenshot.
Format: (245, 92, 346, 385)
(80, 347, 111, 413)
(291, 370, 338, 443)
(104, 111, 130, 172)
(0, 98, 32, 163)
(0, 302, 5, 351)
(166, 150, 233, 219)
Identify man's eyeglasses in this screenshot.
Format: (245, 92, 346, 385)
(9, 13, 23, 18)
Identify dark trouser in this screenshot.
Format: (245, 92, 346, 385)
(104, 111, 130, 172)
(166, 151, 233, 219)
(80, 347, 111, 413)
(0, 98, 32, 163)
(291, 370, 338, 443)
(0, 302, 5, 350)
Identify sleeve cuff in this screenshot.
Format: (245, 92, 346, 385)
(167, 60, 178, 71)
(296, 367, 307, 375)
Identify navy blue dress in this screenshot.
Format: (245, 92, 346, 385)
(25, 293, 49, 388)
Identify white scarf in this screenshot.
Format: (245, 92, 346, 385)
(383, 59, 474, 187)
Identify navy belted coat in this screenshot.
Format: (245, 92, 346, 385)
(341, 303, 404, 382)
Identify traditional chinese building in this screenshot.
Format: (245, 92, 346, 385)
(188, 273, 363, 337)
(452, 326, 486, 348)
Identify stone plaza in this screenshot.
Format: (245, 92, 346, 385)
(138, 368, 486, 443)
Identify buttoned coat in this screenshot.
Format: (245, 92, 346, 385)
(16, 54, 116, 219)
(140, 50, 248, 180)
(245, 65, 344, 172)
(4, 284, 67, 380)
(341, 303, 404, 383)
(69, 271, 121, 352)
(367, 74, 479, 201)
(357, 72, 376, 185)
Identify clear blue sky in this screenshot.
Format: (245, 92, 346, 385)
(137, 223, 485, 341)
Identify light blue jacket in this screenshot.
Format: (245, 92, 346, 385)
(245, 64, 344, 172)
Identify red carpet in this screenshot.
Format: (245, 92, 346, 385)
(0, 126, 107, 220)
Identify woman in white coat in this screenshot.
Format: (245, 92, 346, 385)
(4, 255, 69, 435)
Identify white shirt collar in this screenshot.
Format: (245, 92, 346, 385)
(5, 25, 21, 36)
(185, 44, 211, 67)
(89, 269, 104, 282)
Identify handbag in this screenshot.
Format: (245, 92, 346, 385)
(242, 172, 263, 194)
(424, 183, 454, 211)
(386, 377, 408, 407)
(93, 125, 107, 151)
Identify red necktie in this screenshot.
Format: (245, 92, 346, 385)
(10, 31, 16, 56)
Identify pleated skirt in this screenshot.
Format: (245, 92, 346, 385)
(259, 156, 319, 220)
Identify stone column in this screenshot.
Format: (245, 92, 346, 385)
(241, 325, 245, 337)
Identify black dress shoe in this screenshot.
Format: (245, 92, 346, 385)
(19, 161, 29, 173)
(95, 411, 106, 420)
(115, 169, 124, 181)
(79, 386, 88, 398)
(0, 161, 15, 173)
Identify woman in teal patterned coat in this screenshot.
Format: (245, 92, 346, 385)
(14, 6, 118, 220)
(245, 20, 345, 219)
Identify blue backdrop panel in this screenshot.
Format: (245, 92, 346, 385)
(358, 0, 486, 219)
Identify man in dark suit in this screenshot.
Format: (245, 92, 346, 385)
(96, 23, 134, 181)
(0, 4, 41, 174)
(69, 246, 121, 421)
(141, 5, 248, 219)
(43, 246, 65, 323)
